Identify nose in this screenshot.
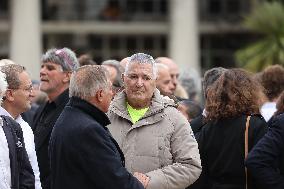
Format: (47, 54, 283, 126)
(40, 66, 47, 76)
(29, 89, 36, 98)
(136, 77, 143, 87)
(172, 76, 178, 87)
(169, 81, 175, 93)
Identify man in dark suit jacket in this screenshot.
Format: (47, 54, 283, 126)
(246, 113, 284, 189)
(49, 65, 146, 189)
(32, 48, 79, 189)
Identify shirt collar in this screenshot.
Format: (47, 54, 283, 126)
(52, 89, 69, 107)
(0, 106, 23, 123)
(0, 106, 13, 119)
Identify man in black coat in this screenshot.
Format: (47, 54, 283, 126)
(49, 65, 146, 189)
(32, 48, 79, 189)
(246, 113, 284, 189)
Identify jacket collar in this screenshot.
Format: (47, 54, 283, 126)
(68, 96, 110, 127)
(110, 89, 176, 121)
(52, 89, 69, 107)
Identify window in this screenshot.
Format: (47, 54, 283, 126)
(0, 0, 9, 19)
(44, 33, 168, 64)
(200, 33, 261, 72)
(199, 0, 251, 22)
(42, 0, 169, 21)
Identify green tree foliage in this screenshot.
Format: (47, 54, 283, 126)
(235, 1, 284, 71)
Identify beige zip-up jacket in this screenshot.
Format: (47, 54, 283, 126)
(107, 89, 202, 189)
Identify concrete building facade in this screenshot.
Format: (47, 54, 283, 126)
(0, 0, 259, 79)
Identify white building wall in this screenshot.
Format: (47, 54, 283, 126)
(169, 0, 200, 74)
(10, 0, 42, 79)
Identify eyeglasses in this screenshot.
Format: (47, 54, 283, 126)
(9, 85, 33, 93)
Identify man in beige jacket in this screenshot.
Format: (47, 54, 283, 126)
(107, 53, 202, 189)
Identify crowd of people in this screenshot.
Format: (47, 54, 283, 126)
(0, 47, 283, 189)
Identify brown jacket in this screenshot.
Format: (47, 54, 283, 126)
(107, 89, 202, 189)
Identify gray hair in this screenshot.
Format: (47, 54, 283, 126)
(69, 65, 109, 100)
(203, 67, 227, 98)
(0, 59, 15, 66)
(42, 47, 79, 72)
(0, 64, 26, 89)
(178, 69, 201, 101)
(102, 59, 123, 87)
(125, 53, 157, 79)
(156, 63, 169, 77)
(0, 71, 7, 104)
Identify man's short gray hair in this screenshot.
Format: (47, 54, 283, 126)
(69, 65, 109, 100)
(0, 64, 26, 89)
(102, 59, 123, 87)
(203, 67, 227, 98)
(42, 47, 79, 72)
(125, 53, 157, 79)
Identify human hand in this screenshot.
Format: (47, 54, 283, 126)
(134, 172, 150, 188)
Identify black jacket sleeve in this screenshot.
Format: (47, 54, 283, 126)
(246, 114, 284, 189)
(80, 125, 144, 189)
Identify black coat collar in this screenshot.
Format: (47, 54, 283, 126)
(68, 97, 110, 127)
(53, 89, 69, 107)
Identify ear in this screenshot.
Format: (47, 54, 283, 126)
(62, 72, 72, 83)
(96, 89, 104, 102)
(5, 89, 14, 102)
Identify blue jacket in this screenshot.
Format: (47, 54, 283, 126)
(49, 97, 144, 189)
(246, 113, 284, 189)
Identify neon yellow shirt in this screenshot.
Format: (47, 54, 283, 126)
(127, 102, 149, 124)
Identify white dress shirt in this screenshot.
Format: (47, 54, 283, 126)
(0, 107, 42, 189)
(0, 117, 11, 189)
(261, 102, 277, 122)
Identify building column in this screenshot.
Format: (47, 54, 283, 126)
(169, 0, 200, 74)
(10, 0, 42, 79)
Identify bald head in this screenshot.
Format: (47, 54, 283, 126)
(156, 63, 174, 96)
(119, 57, 130, 73)
(155, 57, 179, 91)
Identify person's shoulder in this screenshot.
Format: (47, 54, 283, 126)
(163, 105, 186, 121)
(190, 114, 206, 134)
(249, 114, 268, 127)
(275, 113, 284, 122)
(269, 113, 284, 130)
(1, 115, 21, 129)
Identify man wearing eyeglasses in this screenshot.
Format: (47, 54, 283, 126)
(32, 47, 79, 189)
(0, 62, 41, 189)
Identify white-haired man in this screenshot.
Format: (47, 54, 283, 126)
(108, 53, 202, 189)
(0, 69, 35, 189)
(0, 63, 42, 189)
(156, 63, 175, 97)
(49, 65, 145, 189)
